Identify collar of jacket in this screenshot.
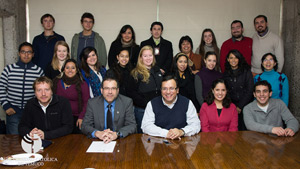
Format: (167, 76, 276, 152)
(16, 60, 35, 69)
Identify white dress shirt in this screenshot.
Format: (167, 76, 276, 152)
(141, 96, 201, 138)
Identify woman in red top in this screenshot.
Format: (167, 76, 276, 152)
(199, 79, 238, 132)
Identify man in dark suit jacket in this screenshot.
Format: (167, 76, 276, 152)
(140, 21, 173, 74)
(81, 77, 136, 143)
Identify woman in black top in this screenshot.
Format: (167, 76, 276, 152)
(223, 49, 253, 130)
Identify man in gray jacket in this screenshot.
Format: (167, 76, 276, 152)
(81, 77, 136, 143)
(243, 81, 299, 136)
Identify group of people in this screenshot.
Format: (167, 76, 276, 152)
(0, 12, 298, 144)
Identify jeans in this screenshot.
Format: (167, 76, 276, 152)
(6, 106, 23, 134)
(134, 107, 145, 133)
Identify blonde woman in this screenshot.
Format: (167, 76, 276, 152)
(45, 41, 70, 79)
(127, 45, 163, 133)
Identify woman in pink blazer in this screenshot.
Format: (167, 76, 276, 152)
(199, 79, 238, 132)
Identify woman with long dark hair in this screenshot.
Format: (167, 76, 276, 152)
(223, 49, 253, 130)
(171, 52, 200, 111)
(199, 79, 238, 132)
(108, 24, 140, 68)
(106, 48, 132, 96)
(80, 47, 106, 98)
(53, 59, 90, 134)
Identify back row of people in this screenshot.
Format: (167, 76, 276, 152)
(32, 13, 283, 77)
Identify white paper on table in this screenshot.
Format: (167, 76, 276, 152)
(86, 141, 116, 153)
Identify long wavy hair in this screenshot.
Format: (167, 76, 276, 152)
(80, 47, 101, 78)
(204, 79, 232, 108)
(131, 46, 156, 83)
(198, 29, 220, 57)
(171, 52, 192, 76)
(51, 41, 71, 71)
(224, 49, 250, 76)
(115, 24, 137, 46)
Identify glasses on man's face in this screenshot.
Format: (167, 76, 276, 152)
(161, 87, 177, 92)
(102, 87, 118, 91)
(83, 20, 93, 24)
(20, 51, 33, 55)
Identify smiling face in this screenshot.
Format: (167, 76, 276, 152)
(117, 50, 129, 67)
(19, 46, 34, 64)
(161, 79, 179, 105)
(181, 40, 192, 54)
(141, 49, 154, 68)
(254, 85, 272, 107)
(64, 62, 77, 78)
(231, 22, 243, 39)
(227, 53, 239, 70)
(101, 79, 119, 103)
(262, 55, 276, 71)
(213, 82, 227, 102)
(254, 17, 268, 34)
(86, 50, 98, 67)
(203, 31, 213, 45)
(151, 25, 162, 39)
(204, 54, 217, 70)
(56, 45, 68, 61)
(35, 82, 53, 107)
(177, 56, 188, 73)
(121, 28, 133, 43)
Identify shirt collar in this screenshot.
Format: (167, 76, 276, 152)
(162, 95, 178, 109)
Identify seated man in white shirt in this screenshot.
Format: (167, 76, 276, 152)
(141, 75, 200, 139)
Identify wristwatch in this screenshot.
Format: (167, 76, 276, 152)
(117, 131, 122, 138)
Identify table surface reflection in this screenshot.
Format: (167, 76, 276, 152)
(0, 131, 300, 169)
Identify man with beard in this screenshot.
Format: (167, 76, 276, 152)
(252, 15, 284, 75)
(220, 20, 252, 72)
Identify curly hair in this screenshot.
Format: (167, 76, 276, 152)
(224, 49, 250, 76)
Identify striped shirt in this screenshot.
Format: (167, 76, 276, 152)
(0, 60, 44, 110)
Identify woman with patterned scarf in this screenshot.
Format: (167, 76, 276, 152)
(80, 47, 106, 98)
(53, 59, 90, 134)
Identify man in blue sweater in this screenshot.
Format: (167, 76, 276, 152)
(141, 75, 200, 139)
(32, 14, 65, 70)
(0, 42, 44, 134)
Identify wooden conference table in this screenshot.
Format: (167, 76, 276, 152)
(0, 131, 299, 169)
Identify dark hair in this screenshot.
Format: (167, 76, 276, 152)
(162, 74, 178, 89)
(61, 59, 82, 78)
(40, 13, 55, 24)
(225, 49, 250, 74)
(150, 21, 163, 31)
(171, 52, 192, 76)
(18, 42, 34, 53)
(198, 29, 219, 57)
(254, 80, 272, 93)
(179, 35, 193, 51)
(254, 15, 268, 24)
(81, 12, 94, 23)
(116, 25, 137, 46)
(107, 48, 132, 84)
(203, 51, 219, 71)
(204, 79, 231, 108)
(231, 20, 243, 28)
(33, 76, 53, 91)
(261, 53, 278, 71)
(80, 47, 101, 77)
(102, 76, 120, 88)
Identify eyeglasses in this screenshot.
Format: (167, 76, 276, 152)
(263, 58, 274, 62)
(161, 87, 177, 92)
(102, 87, 118, 91)
(83, 20, 93, 24)
(20, 51, 33, 54)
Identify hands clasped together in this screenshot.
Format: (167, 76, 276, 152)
(166, 128, 185, 140)
(95, 129, 118, 143)
(272, 127, 295, 137)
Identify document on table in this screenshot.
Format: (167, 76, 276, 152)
(86, 141, 116, 153)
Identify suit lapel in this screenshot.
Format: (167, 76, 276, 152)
(98, 96, 105, 130)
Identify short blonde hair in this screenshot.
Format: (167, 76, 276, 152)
(131, 45, 156, 83)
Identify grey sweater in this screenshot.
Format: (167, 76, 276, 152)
(243, 98, 299, 134)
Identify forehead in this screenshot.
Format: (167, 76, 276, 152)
(65, 62, 76, 67)
(255, 17, 265, 23)
(231, 22, 241, 27)
(215, 83, 226, 89)
(162, 79, 176, 87)
(20, 45, 33, 51)
(204, 31, 212, 36)
(206, 54, 216, 60)
(178, 56, 187, 61)
(83, 18, 93, 21)
(35, 82, 51, 89)
(255, 85, 269, 91)
(43, 16, 53, 21)
(152, 25, 162, 30)
(103, 80, 117, 87)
